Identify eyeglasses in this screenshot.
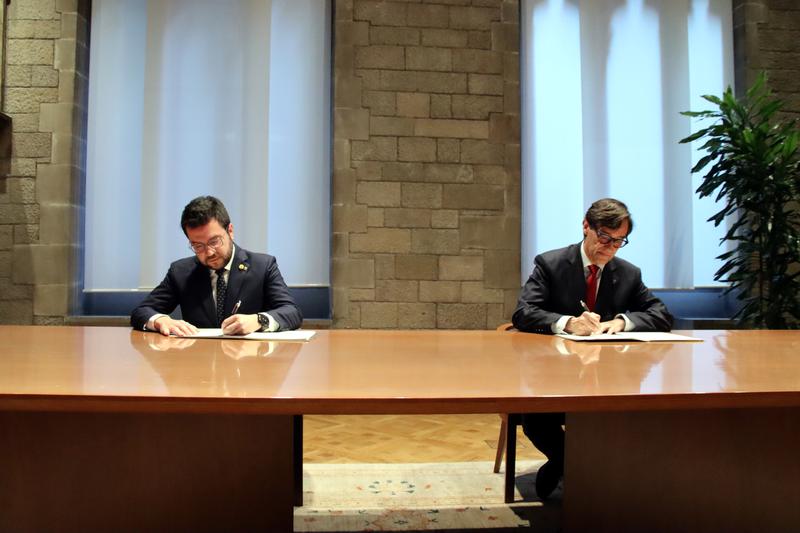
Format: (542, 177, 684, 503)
(189, 235, 226, 254)
(594, 228, 629, 248)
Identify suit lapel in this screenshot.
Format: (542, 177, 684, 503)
(565, 243, 586, 316)
(224, 245, 250, 314)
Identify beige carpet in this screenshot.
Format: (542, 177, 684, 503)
(294, 460, 562, 532)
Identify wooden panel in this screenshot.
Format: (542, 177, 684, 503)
(564, 408, 800, 533)
(0, 411, 294, 532)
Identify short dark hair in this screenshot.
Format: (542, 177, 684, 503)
(584, 198, 633, 235)
(180, 196, 231, 236)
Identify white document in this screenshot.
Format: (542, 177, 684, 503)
(180, 329, 316, 341)
(556, 332, 701, 342)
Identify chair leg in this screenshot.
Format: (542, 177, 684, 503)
(493, 414, 508, 473)
(504, 414, 518, 504)
(293, 414, 303, 507)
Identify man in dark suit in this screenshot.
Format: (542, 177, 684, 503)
(511, 198, 672, 499)
(131, 196, 302, 336)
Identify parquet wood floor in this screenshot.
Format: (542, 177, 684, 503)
(304, 414, 545, 463)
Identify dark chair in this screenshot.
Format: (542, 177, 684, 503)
(293, 414, 303, 506)
(494, 323, 521, 503)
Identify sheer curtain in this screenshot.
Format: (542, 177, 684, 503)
(85, 0, 330, 290)
(520, 0, 733, 288)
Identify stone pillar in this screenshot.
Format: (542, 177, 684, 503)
(1, 0, 90, 324)
(332, 0, 521, 329)
(733, 0, 800, 114)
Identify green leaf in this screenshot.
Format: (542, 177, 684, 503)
(691, 153, 718, 173)
(745, 72, 767, 100)
(756, 99, 783, 120)
(680, 128, 712, 144)
(681, 110, 716, 118)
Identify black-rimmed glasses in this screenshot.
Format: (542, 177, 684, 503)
(595, 228, 629, 248)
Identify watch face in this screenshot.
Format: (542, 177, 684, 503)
(258, 314, 269, 327)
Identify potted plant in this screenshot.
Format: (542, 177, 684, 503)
(680, 72, 800, 329)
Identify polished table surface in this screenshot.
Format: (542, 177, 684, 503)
(2, 326, 800, 413)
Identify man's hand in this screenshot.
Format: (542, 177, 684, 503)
(599, 317, 626, 334)
(221, 314, 261, 336)
(153, 316, 198, 337)
(565, 311, 602, 335)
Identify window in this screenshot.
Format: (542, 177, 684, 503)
(84, 0, 330, 313)
(520, 0, 733, 289)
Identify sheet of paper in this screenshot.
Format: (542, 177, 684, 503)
(180, 329, 316, 341)
(556, 332, 702, 342)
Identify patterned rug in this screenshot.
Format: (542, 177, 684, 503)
(294, 460, 562, 532)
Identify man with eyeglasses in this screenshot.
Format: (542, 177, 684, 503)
(511, 197, 672, 499)
(131, 195, 302, 336)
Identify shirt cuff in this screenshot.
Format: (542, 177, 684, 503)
(260, 312, 280, 332)
(616, 313, 634, 331)
(146, 313, 168, 331)
(552, 315, 571, 334)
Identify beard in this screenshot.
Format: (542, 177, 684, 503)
(199, 241, 233, 270)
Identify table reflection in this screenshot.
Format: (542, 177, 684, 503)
(511, 334, 668, 396)
(710, 330, 800, 392)
(129, 331, 302, 398)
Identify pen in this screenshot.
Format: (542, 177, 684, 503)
(231, 300, 241, 315)
(579, 299, 606, 335)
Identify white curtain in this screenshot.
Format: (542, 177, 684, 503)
(521, 0, 733, 288)
(85, 0, 330, 290)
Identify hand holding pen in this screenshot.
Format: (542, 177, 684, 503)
(220, 300, 260, 336)
(578, 300, 602, 335)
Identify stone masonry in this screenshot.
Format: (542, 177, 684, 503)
(733, 0, 800, 116)
(332, 0, 522, 329)
(0, 0, 798, 327)
(0, 0, 89, 324)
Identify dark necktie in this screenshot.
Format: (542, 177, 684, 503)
(215, 269, 227, 326)
(585, 264, 599, 312)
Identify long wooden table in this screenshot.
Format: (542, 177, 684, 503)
(1, 326, 799, 532)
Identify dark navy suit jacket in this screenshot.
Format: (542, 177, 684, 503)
(512, 243, 672, 334)
(130, 244, 302, 331)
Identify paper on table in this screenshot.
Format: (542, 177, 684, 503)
(556, 332, 701, 342)
(179, 329, 316, 341)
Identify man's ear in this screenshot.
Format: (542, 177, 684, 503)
(227, 223, 235, 240)
(582, 219, 589, 236)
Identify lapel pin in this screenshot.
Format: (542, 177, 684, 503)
(239, 263, 248, 271)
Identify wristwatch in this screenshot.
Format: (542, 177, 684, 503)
(257, 312, 270, 331)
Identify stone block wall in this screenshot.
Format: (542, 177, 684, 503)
(1, 0, 799, 327)
(0, 0, 89, 324)
(733, 0, 800, 115)
(332, 0, 522, 329)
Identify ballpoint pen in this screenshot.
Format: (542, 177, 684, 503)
(579, 299, 604, 335)
(231, 300, 241, 315)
